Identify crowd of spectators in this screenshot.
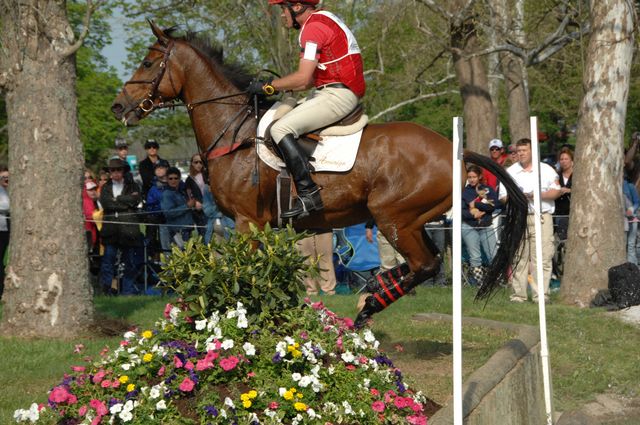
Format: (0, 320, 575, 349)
(83, 138, 235, 296)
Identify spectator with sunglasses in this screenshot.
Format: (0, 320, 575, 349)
(99, 158, 144, 295)
(185, 154, 207, 236)
(138, 139, 167, 200)
(162, 167, 196, 247)
(482, 139, 509, 191)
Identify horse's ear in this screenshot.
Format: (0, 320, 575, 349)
(148, 19, 169, 46)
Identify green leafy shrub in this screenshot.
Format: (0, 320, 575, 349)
(159, 224, 318, 323)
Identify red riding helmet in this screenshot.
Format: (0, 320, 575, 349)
(268, 0, 319, 4)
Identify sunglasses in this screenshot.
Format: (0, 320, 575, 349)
(0, 176, 8, 182)
(109, 167, 124, 172)
(192, 160, 203, 165)
(167, 176, 180, 180)
(489, 147, 502, 151)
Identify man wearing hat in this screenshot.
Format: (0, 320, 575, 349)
(99, 158, 143, 295)
(138, 139, 167, 199)
(113, 137, 133, 184)
(482, 138, 508, 191)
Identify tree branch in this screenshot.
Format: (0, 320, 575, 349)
(60, 0, 106, 58)
(371, 90, 458, 121)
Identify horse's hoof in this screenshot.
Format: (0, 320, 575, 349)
(354, 312, 370, 329)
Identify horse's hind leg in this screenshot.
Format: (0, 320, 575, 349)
(355, 224, 442, 327)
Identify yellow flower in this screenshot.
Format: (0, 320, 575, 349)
(241, 393, 251, 402)
(248, 390, 257, 399)
(142, 330, 153, 339)
(297, 393, 304, 399)
(294, 402, 307, 411)
(119, 375, 129, 384)
(283, 391, 294, 400)
(143, 353, 153, 363)
(164, 324, 174, 332)
(289, 387, 296, 393)
(126, 384, 135, 392)
(242, 400, 252, 408)
(291, 349, 302, 358)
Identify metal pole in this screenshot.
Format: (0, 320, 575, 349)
(452, 117, 464, 425)
(530, 117, 554, 424)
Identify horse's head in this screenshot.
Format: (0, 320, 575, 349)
(112, 21, 185, 126)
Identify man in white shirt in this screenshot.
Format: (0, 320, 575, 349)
(499, 139, 561, 302)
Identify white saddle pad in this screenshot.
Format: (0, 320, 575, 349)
(256, 102, 364, 172)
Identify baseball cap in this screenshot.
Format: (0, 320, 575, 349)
(144, 139, 160, 149)
(488, 139, 503, 149)
(114, 137, 128, 148)
(85, 181, 98, 190)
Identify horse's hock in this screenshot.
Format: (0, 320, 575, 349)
(413, 313, 547, 425)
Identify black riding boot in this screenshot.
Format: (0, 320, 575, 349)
(278, 134, 324, 219)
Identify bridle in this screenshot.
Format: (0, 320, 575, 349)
(120, 38, 259, 161)
(120, 39, 178, 120)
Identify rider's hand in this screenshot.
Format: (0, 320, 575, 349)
(247, 78, 277, 96)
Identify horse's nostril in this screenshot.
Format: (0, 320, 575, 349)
(111, 103, 124, 114)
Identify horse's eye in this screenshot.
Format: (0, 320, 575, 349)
(143, 60, 153, 69)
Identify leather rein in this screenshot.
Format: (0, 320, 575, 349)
(121, 39, 256, 161)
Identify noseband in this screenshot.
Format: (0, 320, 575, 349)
(121, 40, 178, 119)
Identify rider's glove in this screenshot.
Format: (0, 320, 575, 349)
(247, 78, 277, 96)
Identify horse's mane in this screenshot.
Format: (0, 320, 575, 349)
(165, 28, 254, 90)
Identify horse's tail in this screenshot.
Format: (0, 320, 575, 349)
(462, 150, 528, 299)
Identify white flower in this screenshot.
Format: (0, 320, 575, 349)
(221, 339, 234, 350)
(226, 309, 237, 319)
(123, 400, 135, 412)
(341, 351, 355, 363)
(265, 409, 276, 418)
(299, 375, 312, 388)
(307, 408, 318, 419)
(327, 366, 335, 375)
(149, 387, 161, 399)
(275, 341, 287, 357)
(363, 378, 371, 388)
(156, 400, 167, 410)
(284, 336, 296, 345)
(224, 397, 235, 408)
(278, 387, 287, 397)
(13, 403, 40, 423)
(343, 400, 354, 415)
(237, 315, 248, 328)
(310, 365, 320, 376)
(195, 319, 207, 331)
(119, 410, 133, 422)
(207, 312, 220, 331)
(109, 403, 123, 414)
(291, 372, 302, 382)
(236, 301, 247, 314)
(292, 414, 304, 425)
(123, 331, 136, 340)
(243, 342, 256, 356)
(219, 408, 227, 418)
(312, 380, 324, 393)
(363, 329, 376, 343)
(120, 363, 131, 371)
(169, 306, 181, 324)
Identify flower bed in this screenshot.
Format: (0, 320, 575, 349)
(14, 301, 429, 424)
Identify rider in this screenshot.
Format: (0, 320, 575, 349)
(247, 0, 366, 220)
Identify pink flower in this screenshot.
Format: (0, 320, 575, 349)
(179, 377, 195, 392)
(71, 366, 86, 373)
(73, 344, 85, 354)
(99, 347, 109, 357)
(342, 317, 354, 329)
(100, 380, 111, 388)
(184, 361, 194, 371)
(247, 371, 256, 378)
(372, 401, 386, 413)
(92, 370, 106, 384)
(359, 356, 368, 364)
(78, 405, 88, 416)
(119, 340, 129, 347)
(111, 379, 120, 388)
(384, 390, 396, 403)
(407, 414, 428, 425)
(91, 418, 102, 425)
(90, 399, 108, 416)
(196, 358, 214, 371)
(370, 388, 380, 397)
(157, 365, 166, 377)
(300, 331, 309, 340)
(411, 401, 424, 413)
(311, 301, 324, 310)
(164, 303, 174, 319)
(67, 394, 78, 405)
(219, 356, 239, 371)
(268, 401, 279, 409)
(346, 365, 356, 371)
(336, 337, 343, 350)
(394, 396, 411, 409)
(174, 356, 184, 368)
(49, 386, 71, 404)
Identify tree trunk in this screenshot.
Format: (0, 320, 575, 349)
(499, 0, 530, 142)
(0, 0, 94, 337)
(560, 0, 635, 306)
(450, 14, 498, 152)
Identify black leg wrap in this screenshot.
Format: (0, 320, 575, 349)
(365, 263, 411, 293)
(354, 295, 385, 328)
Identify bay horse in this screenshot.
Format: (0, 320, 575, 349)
(111, 22, 528, 326)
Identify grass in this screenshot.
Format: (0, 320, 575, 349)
(1, 287, 639, 423)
